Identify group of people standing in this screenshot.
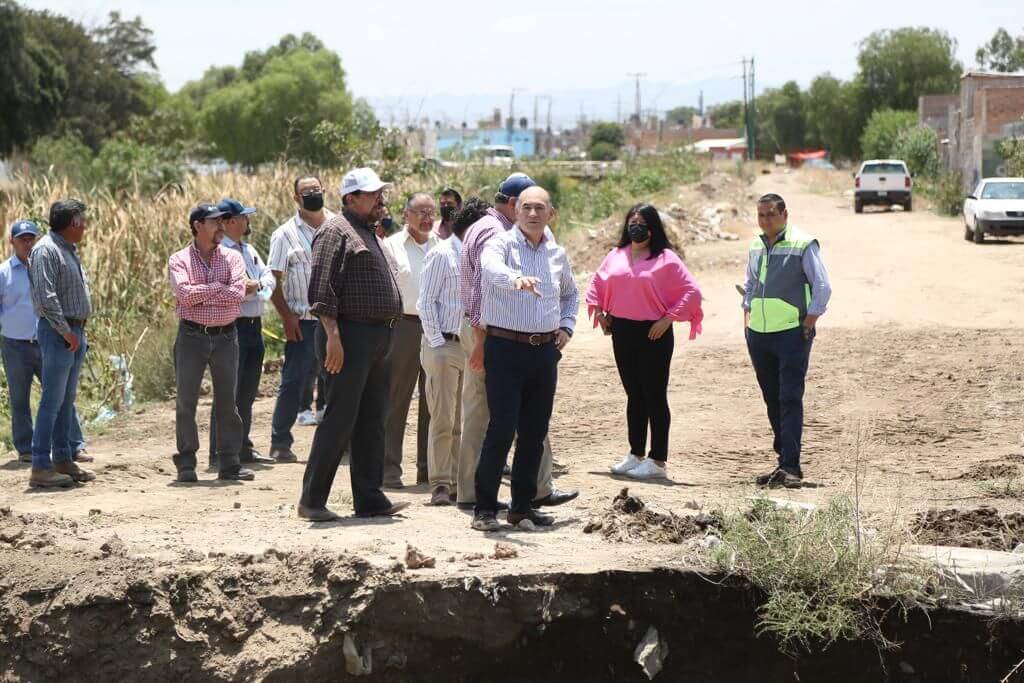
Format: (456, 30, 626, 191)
(4, 171, 830, 529)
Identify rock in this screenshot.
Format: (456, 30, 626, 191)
(233, 502, 241, 509)
(343, 633, 372, 675)
(516, 519, 536, 532)
(1013, 543, 1024, 555)
(405, 544, 435, 570)
(493, 543, 518, 560)
(634, 625, 669, 680)
(88, 509, 101, 516)
(100, 535, 127, 557)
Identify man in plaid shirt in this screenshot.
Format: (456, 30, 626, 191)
(167, 203, 253, 484)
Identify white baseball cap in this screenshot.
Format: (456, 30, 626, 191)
(340, 167, 392, 197)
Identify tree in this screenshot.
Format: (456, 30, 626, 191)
(709, 100, 743, 129)
(857, 28, 962, 112)
(891, 125, 939, 178)
(999, 137, 1024, 177)
(755, 81, 806, 154)
(240, 32, 325, 81)
(805, 74, 868, 160)
(590, 122, 625, 148)
(859, 109, 917, 160)
(200, 47, 353, 165)
(976, 28, 1024, 72)
(665, 105, 698, 126)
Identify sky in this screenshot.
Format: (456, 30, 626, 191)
(19, 0, 1024, 128)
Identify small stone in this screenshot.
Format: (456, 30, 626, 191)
(405, 543, 436, 569)
(88, 509, 102, 516)
(493, 542, 518, 560)
(233, 502, 241, 509)
(517, 519, 536, 532)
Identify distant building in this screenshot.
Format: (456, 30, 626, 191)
(689, 137, 747, 162)
(925, 72, 1024, 187)
(432, 128, 537, 160)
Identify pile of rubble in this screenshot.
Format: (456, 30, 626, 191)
(663, 203, 742, 244)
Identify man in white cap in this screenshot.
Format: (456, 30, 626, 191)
(298, 168, 411, 521)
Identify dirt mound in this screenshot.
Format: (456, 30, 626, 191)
(565, 171, 754, 273)
(582, 488, 721, 544)
(910, 507, 1024, 551)
(961, 463, 1019, 480)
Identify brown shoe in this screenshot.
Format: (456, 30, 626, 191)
(356, 501, 411, 518)
(29, 468, 74, 488)
(73, 450, 94, 463)
(430, 485, 452, 506)
(55, 462, 96, 483)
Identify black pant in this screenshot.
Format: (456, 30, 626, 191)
(745, 327, 813, 474)
(209, 317, 264, 460)
(611, 318, 674, 461)
(300, 321, 395, 514)
(475, 336, 559, 515)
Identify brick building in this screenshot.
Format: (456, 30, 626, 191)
(935, 72, 1024, 188)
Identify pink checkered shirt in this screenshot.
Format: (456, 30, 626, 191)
(168, 243, 246, 327)
(459, 207, 513, 327)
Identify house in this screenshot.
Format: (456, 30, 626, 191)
(689, 137, 747, 162)
(925, 72, 1024, 188)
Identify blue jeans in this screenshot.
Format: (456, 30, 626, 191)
(271, 319, 317, 450)
(746, 327, 813, 474)
(209, 318, 265, 459)
(31, 319, 87, 469)
(475, 336, 560, 515)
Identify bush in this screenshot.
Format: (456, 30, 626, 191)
(891, 126, 939, 179)
(999, 137, 1024, 177)
(920, 171, 965, 217)
(860, 109, 917, 160)
(588, 141, 619, 161)
(29, 134, 94, 185)
(93, 137, 185, 194)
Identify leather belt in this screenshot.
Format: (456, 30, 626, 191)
(486, 326, 556, 346)
(342, 317, 399, 329)
(65, 317, 87, 328)
(442, 332, 460, 342)
(182, 319, 236, 335)
(402, 314, 421, 323)
(236, 316, 261, 324)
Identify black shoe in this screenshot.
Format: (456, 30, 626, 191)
(242, 449, 276, 465)
(270, 448, 298, 463)
(533, 488, 579, 508)
(218, 467, 255, 481)
(177, 469, 198, 483)
(755, 467, 782, 486)
(297, 504, 339, 522)
(471, 511, 501, 532)
(457, 501, 510, 511)
(508, 509, 555, 527)
(383, 480, 405, 490)
(416, 470, 429, 485)
(355, 501, 411, 518)
(770, 468, 803, 489)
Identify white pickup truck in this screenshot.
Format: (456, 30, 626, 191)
(854, 160, 912, 213)
(963, 177, 1024, 243)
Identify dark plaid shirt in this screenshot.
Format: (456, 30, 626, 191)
(308, 209, 403, 321)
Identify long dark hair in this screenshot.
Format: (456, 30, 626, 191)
(616, 203, 671, 258)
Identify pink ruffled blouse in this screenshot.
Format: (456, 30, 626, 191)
(585, 247, 704, 340)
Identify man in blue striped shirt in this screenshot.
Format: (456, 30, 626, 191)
(472, 186, 578, 531)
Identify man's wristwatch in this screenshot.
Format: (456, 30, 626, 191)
(559, 326, 573, 337)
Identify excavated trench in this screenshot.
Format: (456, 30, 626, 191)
(1, 543, 1023, 682)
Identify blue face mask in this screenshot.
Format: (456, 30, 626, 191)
(381, 216, 394, 232)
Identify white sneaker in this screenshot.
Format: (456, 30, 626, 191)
(297, 410, 318, 426)
(625, 458, 668, 480)
(610, 453, 644, 474)
(315, 408, 325, 423)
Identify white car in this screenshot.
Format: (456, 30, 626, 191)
(854, 159, 912, 213)
(963, 177, 1024, 244)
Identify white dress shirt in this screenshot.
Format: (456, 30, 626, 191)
(220, 235, 276, 318)
(417, 235, 463, 347)
(383, 226, 439, 316)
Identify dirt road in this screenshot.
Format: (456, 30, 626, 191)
(3, 169, 1024, 576)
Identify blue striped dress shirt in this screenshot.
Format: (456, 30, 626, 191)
(480, 226, 578, 334)
(417, 234, 464, 347)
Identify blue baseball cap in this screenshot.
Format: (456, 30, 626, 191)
(217, 198, 257, 217)
(10, 220, 40, 239)
(497, 172, 536, 199)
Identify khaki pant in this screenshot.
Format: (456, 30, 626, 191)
(421, 338, 464, 489)
(457, 319, 553, 505)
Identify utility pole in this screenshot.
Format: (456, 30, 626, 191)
(741, 58, 751, 161)
(748, 56, 756, 160)
(508, 88, 524, 133)
(616, 93, 622, 124)
(627, 72, 646, 124)
(533, 96, 539, 132)
(546, 97, 552, 134)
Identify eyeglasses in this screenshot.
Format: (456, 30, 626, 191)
(408, 208, 436, 218)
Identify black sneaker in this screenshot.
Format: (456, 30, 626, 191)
(755, 468, 782, 486)
(177, 469, 198, 483)
(471, 511, 501, 532)
(218, 468, 255, 481)
(770, 469, 803, 489)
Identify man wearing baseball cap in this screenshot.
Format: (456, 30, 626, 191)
(205, 198, 276, 468)
(167, 203, 252, 483)
(299, 167, 410, 520)
(454, 173, 578, 511)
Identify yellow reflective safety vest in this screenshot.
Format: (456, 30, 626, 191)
(747, 226, 817, 333)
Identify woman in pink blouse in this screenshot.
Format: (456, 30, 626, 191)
(586, 203, 703, 480)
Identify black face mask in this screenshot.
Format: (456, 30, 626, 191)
(301, 192, 324, 212)
(628, 223, 650, 243)
(381, 216, 394, 232)
(440, 205, 456, 222)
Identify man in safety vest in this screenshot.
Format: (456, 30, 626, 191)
(742, 193, 832, 488)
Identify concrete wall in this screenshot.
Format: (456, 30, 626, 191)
(946, 73, 1024, 187)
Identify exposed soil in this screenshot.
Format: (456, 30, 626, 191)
(910, 507, 1024, 551)
(583, 488, 721, 544)
(3, 168, 1024, 678)
(962, 463, 1020, 480)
